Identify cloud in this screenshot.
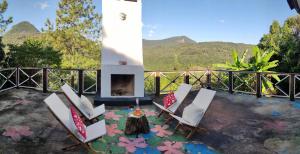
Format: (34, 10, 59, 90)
(148, 30, 155, 37)
(36, 1, 49, 10)
(218, 19, 225, 23)
(143, 24, 158, 37)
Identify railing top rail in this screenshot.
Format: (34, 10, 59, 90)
(260, 72, 292, 75)
(18, 67, 43, 70)
(0, 68, 17, 71)
(1, 67, 300, 76)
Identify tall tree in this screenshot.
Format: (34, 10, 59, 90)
(258, 16, 300, 73)
(0, 0, 12, 34)
(6, 39, 61, 67)
(43, 0, 101, 69)
(0, 0, 12, 65)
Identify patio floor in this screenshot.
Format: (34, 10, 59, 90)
(0, 89, 300, 154)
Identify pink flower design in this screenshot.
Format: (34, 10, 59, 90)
(151, 125, 173, 137)
(264, 120, 287, 133)
(106, 124, 123, 137)
(118, 137, 147, 153)
(2, 126, 33, 141)
(105, 111, 122, 120)
(144, 109, 157, 117)
(16, 99, 32, 105)
(157, 141, 183, 154)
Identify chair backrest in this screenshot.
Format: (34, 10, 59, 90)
(182, 88, 216, 126)
(44, 93, 81, 141)
(61, 83, 82, 109)
(192, 88, 216, 110)
(168, 83, 192, 113)
(182, 104, 205, 126)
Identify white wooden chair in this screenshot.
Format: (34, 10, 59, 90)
(153, 83, 192, 117)
(44, 93, 106, 153)
(170, 88, 216, 138)
(61, 84, 105, 122)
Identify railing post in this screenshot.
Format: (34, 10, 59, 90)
(206, 70, 211, 89)
(71, 76, 75, 88)
(290, 74, 295, 101)
(228, 71, 233, 94)
(16, 67, 19, 89)
(96, 70, 101, 95)
(155, 72, 161, 97)
(78, 69, 83, 96)
(43, 68, 48, 93)
(184, 71, 190, 84)
(256, 72, 262, 98)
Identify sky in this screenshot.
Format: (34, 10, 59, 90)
(2, 0, 298, 44)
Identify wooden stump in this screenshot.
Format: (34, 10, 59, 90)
(125, 114, 150, 135)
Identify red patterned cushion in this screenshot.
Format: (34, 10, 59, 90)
(163, 91, 177, 108)
(70, 106, 86, 140)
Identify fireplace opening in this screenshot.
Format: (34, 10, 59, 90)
(111, 74, 135, 96)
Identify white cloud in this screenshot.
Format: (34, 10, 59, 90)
(148, 30, 155, 37)
(144, 24, 158, 37)
(36, 1, 49, 10)
(218, 19, 225, 23)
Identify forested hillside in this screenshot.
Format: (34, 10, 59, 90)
(3, 21, 40, 45)
(143, 37, 254, 71)
(3, 21, 254, 71)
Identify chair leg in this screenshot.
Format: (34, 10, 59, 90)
(87, 142, 103, 154)
(198, 127, 208, 133)
(186, 127, 197, 139)
(62, 143, 81, 151)
(174, 123, 181, 132)
(157, 110, 164, 118)
(164, 116, 173, 125)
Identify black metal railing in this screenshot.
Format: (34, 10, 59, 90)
(0, 67, 299, 101)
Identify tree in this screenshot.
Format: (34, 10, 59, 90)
(213, 50, 249, 71)
(0, 36, 4, 63)
(214, 47, 279, 94)
(258, 16, 300, 73)
(0, 0, 12, 65)
(6, 39, 61, 67)
(43, 0, 101, 69)
(0, 0, 12, 34)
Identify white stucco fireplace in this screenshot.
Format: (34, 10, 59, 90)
(95, 0, 152, 105)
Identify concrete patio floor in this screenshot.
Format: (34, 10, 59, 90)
(0, 88, 300, 154)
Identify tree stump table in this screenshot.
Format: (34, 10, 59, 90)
(124, 111, 150, 136)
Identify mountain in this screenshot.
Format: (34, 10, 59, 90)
(143, 36, 196, 47)
(2, 22, 255, 71)
(143, 36, 255, 71)
(3, 21, 41, 45)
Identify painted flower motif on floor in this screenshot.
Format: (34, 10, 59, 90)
(106, 124, 123, 137)
(134, 146, 160, 154)
(16, 99, 32, 105)
(105, 111, 122, 120)
(151, 125, 173, 137)
(118, 137, 147, 153)
(184, 143, 217, 154)
(142, 131, 156, 139)
(157, 141, 183, 154)
(264, 120, 287, 133)
(2, 126, 33, 141)
(144, 109, 157, 117)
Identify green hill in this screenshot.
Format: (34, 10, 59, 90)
(143, 36, 196, 47)
(3, 21, 41, 45)
(143, 36, 255, 71)
(2, 22, 255, 71)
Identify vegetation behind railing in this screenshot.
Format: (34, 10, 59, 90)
(0, 67, 299, 101)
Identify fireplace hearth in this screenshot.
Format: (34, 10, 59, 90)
(111, 74, 134, 96)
